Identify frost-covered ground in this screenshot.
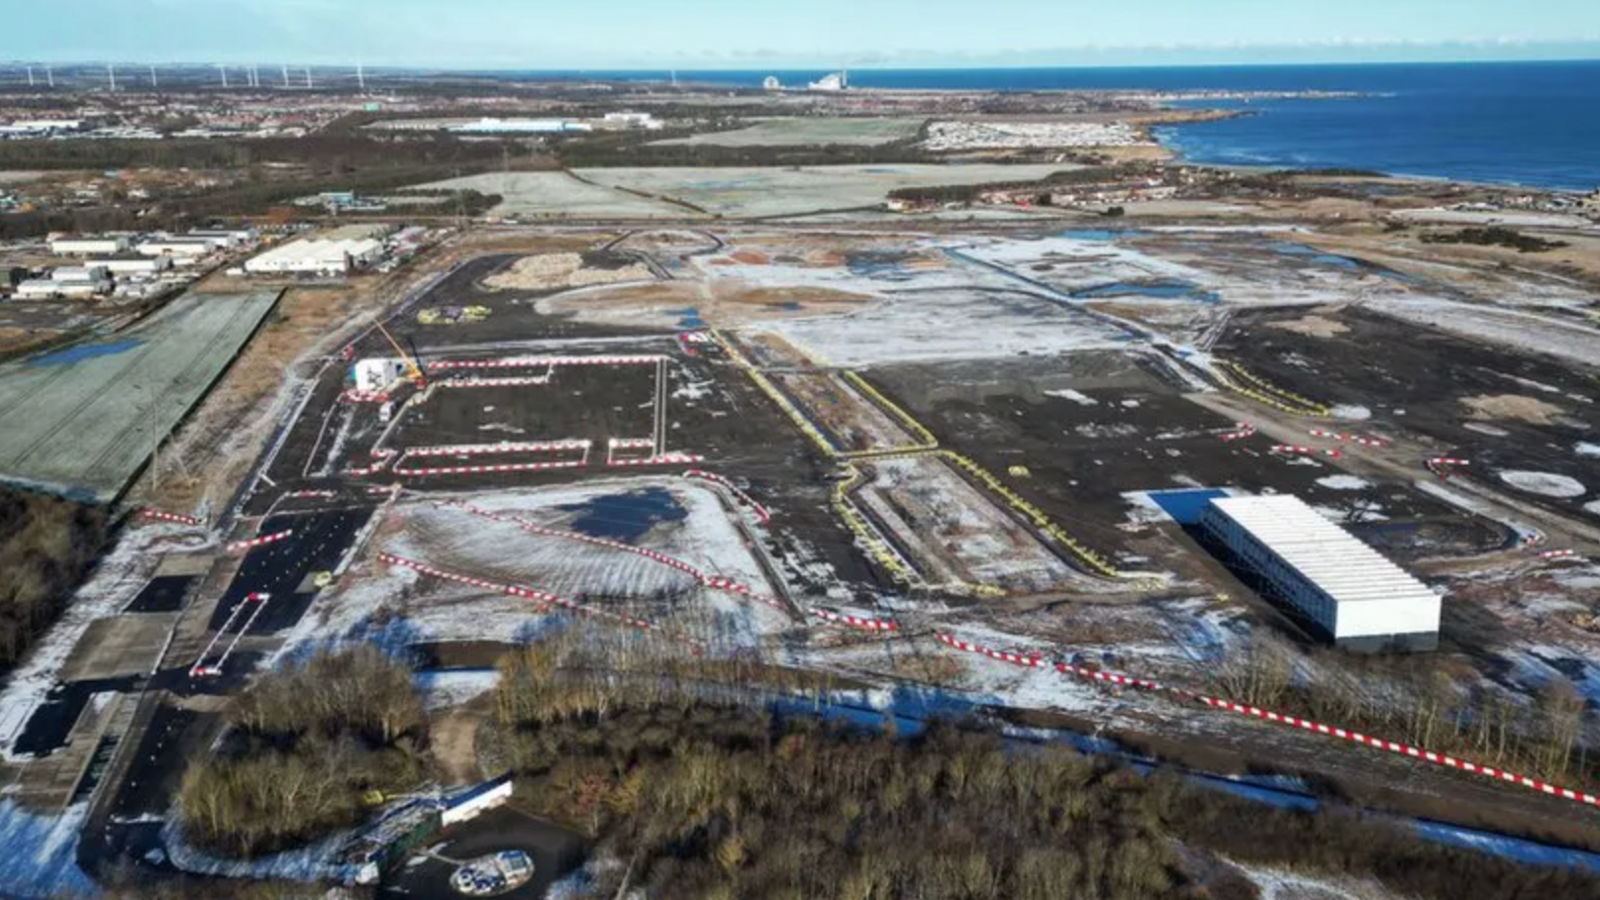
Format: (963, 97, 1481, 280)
(751, 287, 1130, 367)
(0, 523, 212, 760)
(1496, 470, 1588, 499)
(0, 800, 97, 900)
(277, 479, 791, 658)
(1371, 296, 1600, 369)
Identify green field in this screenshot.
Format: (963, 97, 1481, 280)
(650, 117, 926, 148)
(0, 289, 281, 502)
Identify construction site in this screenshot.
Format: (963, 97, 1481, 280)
(4, 216, 1600, 897)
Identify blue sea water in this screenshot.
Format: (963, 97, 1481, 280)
(560, 62, 1600, 191)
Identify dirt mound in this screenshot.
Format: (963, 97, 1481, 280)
(1269, 314, 1350, 338)
(484, 253, 652, 291)
(1461, 393, 1565, 425)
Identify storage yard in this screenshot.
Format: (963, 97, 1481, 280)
(6, 215, 1600, 896)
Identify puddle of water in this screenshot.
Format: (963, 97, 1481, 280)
(1266, 241, 1366, 272)
(557, 488, 686, 542)
(28, 338, 143, 367)
(1059, 228, 1148, 241)
(846, 251, 919, 282)
(668, 307, 705, 328)
(1071, 280, 1222, 304)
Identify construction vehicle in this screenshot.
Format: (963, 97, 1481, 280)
(373, 319, 426, 387)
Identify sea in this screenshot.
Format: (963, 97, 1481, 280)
(553, 61, 1600, 192)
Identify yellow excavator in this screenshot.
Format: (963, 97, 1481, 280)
(373, 319, 426, 388)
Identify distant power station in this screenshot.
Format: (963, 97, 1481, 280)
(808, 71, 849, 92)
(762, 75, 783, 91)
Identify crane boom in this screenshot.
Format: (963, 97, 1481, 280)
(373, 319, 425, 386)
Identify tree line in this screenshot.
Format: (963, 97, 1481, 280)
(482, 634, 1600, 900)
(0, 488, 107, 671)
(176, 646, 426, 858)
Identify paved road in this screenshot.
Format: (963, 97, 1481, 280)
(379, 806, 588, 900)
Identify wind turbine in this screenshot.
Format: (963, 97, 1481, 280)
(149, 64, 158, 89)
(45, 64, 54, 88)
(305, 66, 314, 89)
(282, 64, 291, 88)
(218, 64, 229, 89)
(107, 63, 117, 92)
(26, 65, 34, 88)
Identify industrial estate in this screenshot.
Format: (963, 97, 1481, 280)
(0, 61, 1599, 900)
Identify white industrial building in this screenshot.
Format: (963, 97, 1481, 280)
(51, 266, 110, 283)
(808, 71, 849, 92)
(87, 256, 172, 275)
(601, 112, 664, 131)
(51, 236, 130, 256)
(244, 236, 385, 276)
(186, 228, 258, 247)
(1200, 494, 1441, 652)
(15, 277, 108, 299)
(137, 237, 220, 258)
(447, 118, 593, 135)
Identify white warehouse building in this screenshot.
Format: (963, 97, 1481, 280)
(50, 237, 130, 256)
(1200, 494, 1441, 652)
(244, 237, 384, 276)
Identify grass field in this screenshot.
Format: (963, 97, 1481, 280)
(410, 171, 697, 219)
(0, 289, 281, 502)
(651, 117, 926, 148)
(574, 164, 1072, 218)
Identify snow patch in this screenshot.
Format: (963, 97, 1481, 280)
(1331, 404, 1371, 421)
(1044, 388, 1098, 406)
(1497, 470, 1587, 499)
(1577, 442, 1600, 458)
(1316, 475, 1372, 491)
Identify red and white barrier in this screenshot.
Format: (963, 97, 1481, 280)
(1219, 423, 1257, 442)
(439, 375, 555, 389)
(1310, 429, 1388, 448)
(935, 632, 1600, 809)
(810, 609, 900, 632)
(140, 509, 204, 527)
(191, 592, 270, 678)
(394, 459, 586, 477)
(1271, 445, 1343, 459)
(1537, 549, 1579, 561)
(405, 439, 591, 459)
(378, 552, 700, 647)
(608, 453, 704, 469)
(227, 529, 294, 553)
(1425, 457, 1472, 479)
(936, 633, 1046, 668)
(340, 390, 392, 404)
(283, 490, 338, 500)
(683, 470, 772, 524)
(443, 502, 791, 616)
(428, 355, 663, 371)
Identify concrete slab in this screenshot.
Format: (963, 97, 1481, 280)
(57, 615, 177, 682)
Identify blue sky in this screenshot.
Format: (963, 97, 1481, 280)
(7, 0, 1600, 68)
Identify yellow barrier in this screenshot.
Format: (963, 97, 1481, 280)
(830, 465, 920, 585)
(714, 328, 1158, 592)
(840, 371, 939, 451)
(1212, 360, 1331, 417)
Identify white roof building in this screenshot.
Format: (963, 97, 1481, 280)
(244, 237, 385, 276)
(50, 237, 130, 256)
(1201, 494, 1441, 651)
